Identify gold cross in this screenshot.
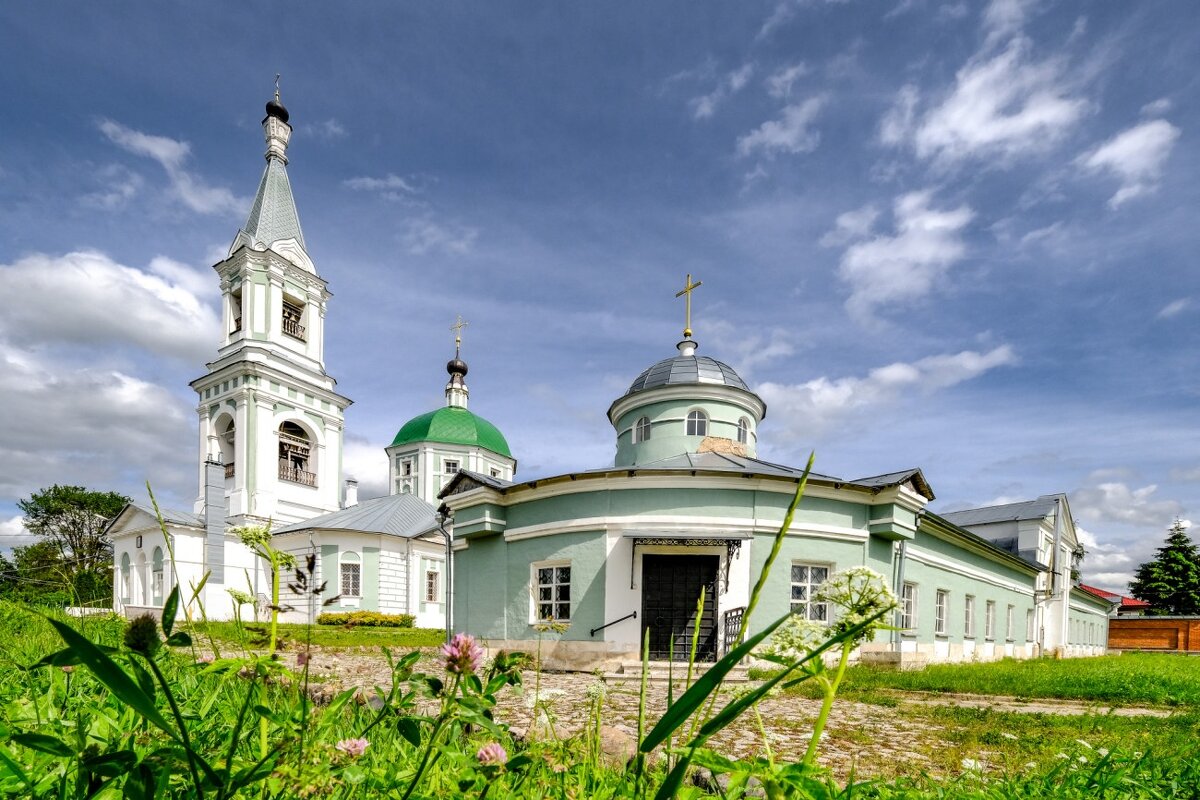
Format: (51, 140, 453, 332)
(674, 273, 703, 339)
(450, 315, 469, 355)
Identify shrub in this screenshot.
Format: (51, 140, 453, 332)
(317, 610, 415, 628)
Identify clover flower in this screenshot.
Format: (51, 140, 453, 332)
(124, 614, 161, 657)
(442, 633, 484, 675)
(335, 738, 369, 758)
(476, 743, 507, 766)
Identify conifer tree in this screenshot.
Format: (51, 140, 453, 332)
(1129, 520, 1200, 615)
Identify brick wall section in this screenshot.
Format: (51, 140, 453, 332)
(1109, 618, 1200, 652)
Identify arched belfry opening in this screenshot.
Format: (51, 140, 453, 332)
(217, 416, 236, 478)
(278, 421, 316, 486)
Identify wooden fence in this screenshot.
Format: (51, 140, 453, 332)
(1108, 617, 1200, 652)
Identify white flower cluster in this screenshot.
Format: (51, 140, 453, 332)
(759, 567, 898, 660)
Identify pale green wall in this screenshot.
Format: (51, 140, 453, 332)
(614, 397, 758, 465)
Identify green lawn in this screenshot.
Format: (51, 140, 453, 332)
(809, 653, 1200, 706)
(185, 620, 446, 650)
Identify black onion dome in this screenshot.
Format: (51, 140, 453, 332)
(265, 98, 289, 124)
(447, 358, 469, 377)
(626, 355, 749, 396)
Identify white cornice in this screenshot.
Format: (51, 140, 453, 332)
(607, 383, 765, 425)
(501, 514, 867, 543)
(905, 546, 1035, 596)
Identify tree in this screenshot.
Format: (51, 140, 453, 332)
(1129, 520, 1200, 615)
(15, 485, 129, 605)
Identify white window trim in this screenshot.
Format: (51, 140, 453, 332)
(964, 594, 976, 639)
(633, 416, 652, 444)
(789, 561, 832, 621)
(685, 409, 709, 437)
(985, 600, 996, 641)
(901, 583, 918, 631)
(530, 559, 571, 623)
(339, 551, 362, 600)
(1005, 604, 1015, 643)
(1026, 608, 1035, 642)
(934, 589, 949, 636)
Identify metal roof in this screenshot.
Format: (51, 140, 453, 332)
(232, 156, 306, 253)
(390, 406, 512, 457)
(940, 496, 1058, 527)
(274, 493, 438, 538)
(625, 355, 750, 395)
(128, 503, 204, 529)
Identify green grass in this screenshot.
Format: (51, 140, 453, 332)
(773, 653, 1200, 706)
(186, 620, 447, 650)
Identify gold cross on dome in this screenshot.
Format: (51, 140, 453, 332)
(674, 273, 703, 339)
(450, 315, 469, 355)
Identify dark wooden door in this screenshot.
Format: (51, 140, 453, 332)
(641, 555, 719, 662)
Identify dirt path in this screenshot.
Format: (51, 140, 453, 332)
(294, 646, 1173, 781)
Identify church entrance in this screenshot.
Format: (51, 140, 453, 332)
(641, 554, 719, 662)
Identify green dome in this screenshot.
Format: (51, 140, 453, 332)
(390, 407, 512, 458)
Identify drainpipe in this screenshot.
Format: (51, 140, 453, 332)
(1050, 496, 1064, 655)
(436, 511, 454, 646)
(892, 540, 908, 652)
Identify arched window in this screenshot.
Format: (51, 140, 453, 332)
(279, 421, 316, 486)
(151, 547, 165, 605)
(737, 417, 750, 444)
(340, 551, 361, 598)
(136, 552, 149, 606)
(686, 410, 708, 437)
(218, 416, 236, 478)
(120, 553, 131, 603)
(633, 416, 651, 443)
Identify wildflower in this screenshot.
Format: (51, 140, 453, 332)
(476, 743, 507, 767)
(1077, 755, 1089, 764)
(196, 653, 215, 665)
(1097, 747, 1109, 757)
(124, 614, 161, 657)
(1055, 753, 1069, 760)
(227, 588, 254, 606)
(759, 615, 829, 661)
(60, 665, 75, 674)
(814, 567, 898, 646)
(1001, 732, 1018, 740)
(442, 632, 484, 675)
(1075, 739, 1093, 750)
(335, 738, 369, 758)
(584, 681, 607, 701)
(961, 758, 982, 771)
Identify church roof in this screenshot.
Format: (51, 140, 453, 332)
(625, 354, 750, 395)
(940, 496, 1059, 527)
(233, 156, 307, 253)
(390, 406, 512, 458)
(274, 492, 438, 538)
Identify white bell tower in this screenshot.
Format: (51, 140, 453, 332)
(191, 83, 351, 525)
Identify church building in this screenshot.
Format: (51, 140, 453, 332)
(108, 91, 1113, 665)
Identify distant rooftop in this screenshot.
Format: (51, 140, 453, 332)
(275, 492, 437, 538)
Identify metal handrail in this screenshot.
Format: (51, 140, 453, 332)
(590, 610, 636, 638)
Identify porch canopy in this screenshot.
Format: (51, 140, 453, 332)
(622, 530, 751, 590)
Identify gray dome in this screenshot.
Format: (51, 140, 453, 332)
(626, 355, 749, 395)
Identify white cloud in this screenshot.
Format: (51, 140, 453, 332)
(1141, 98, 1171, 117)
(879, 85, 919, 146)
(402, 216, 479, 256)
(765, 63, 809, 99)
(1072, 479, 1183, 528)
(690, 63, 755, 120)
(736, 96, 826, 158)
(901, 38, 1089, 166)
(981, 0, 1034, 42)
(0, 251, 218, 363)
(705, 321, 795, 380)
(1077, 119, 1181, 208)
(0, 515, 38, 550)
(1075, 524, 1133, 571)
(341, 436, 389, 500)
(343, 173, 419, 197)
(1170, 467, 1200, 482)
(757, 0, 849, 41)
(98, 119, 246, 215)
(1158, 298, 1191, 319)
(757, 345, 1016, 439)
(819, 204, 878, 247)
(1018, 221, 1065, 247)
(834, 190, 974, 318)
(301, 118, 348, 141)
(1086, 572, 1134, 593)
(81, 164, 144, 210)
(0, 340, 193, 501)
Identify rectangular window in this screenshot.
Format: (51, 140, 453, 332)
(1006, 605, 1015, 642)
(425, 570, 440, 603)
(444, 459, 459, 475)
(985, 600, 996, 640)
(534, 563, 571, 622)
(964, 594, 976, 638)
(402, 459, 413, 476)
(340, 562, 361, 597)
(490, 468, 501, 478)
(1025, 609, 1035, 642)
(935, 589, 949, 635)
(790, 563, 830, 620)
(900, 583, 918, 630)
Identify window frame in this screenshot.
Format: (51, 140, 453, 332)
(964, 594, 976, 639)
(900, 582, 918, 631)
(984, 600, 996, 641)
(789, 562, 831, 621)
(685, 409, 708, 437)
(736, 417, 750, 445)
(1026, 608, 1035, 642)
(531, 560, 571, 623)
(1006, 604, 1015, 642)
(339, 551, 362, 598)
(633, 416, 652, 444)
(425, 568, 440, 604)
(443, 459, 460, 475)
(934, 589, 949, 636)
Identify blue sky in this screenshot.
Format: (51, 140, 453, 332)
(1, 1, 1196, 593)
